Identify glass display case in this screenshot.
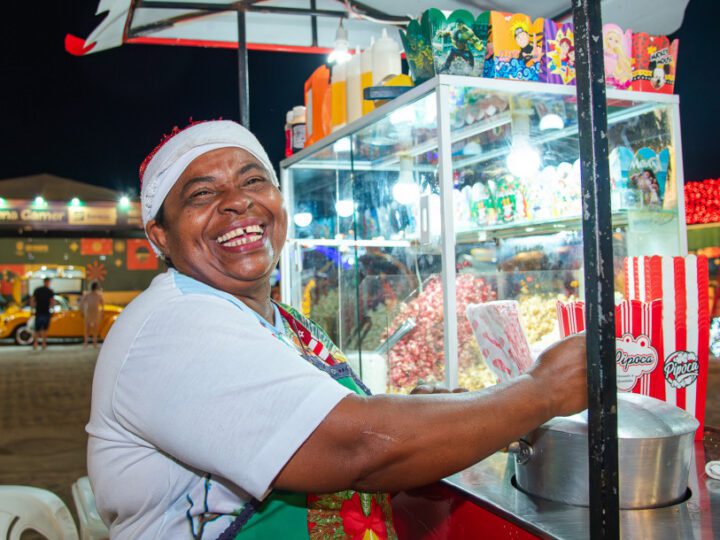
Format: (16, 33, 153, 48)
(280, 74, 686, 394)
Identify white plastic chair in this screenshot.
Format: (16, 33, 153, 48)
(71, 477, 109, 540)
(0, 485, 79, 540)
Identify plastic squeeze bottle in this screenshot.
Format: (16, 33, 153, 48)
(330, 63, 347, 132)
(361, 40, 374, 114)
(371, 28, 402, 85)
(346, 46, 362, 124)
(290, 105, 306, 153)
(284, 110, 293, 157)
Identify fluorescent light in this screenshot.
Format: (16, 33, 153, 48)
(70, 197, 81, 207)
(335, 199, 354, 217)
(293, 212, 313, 227)
(119, 195, 131, 208)
(539, 114, 565, 131)
(33, 196, 46, 207)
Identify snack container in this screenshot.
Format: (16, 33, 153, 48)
(631, 33, 679, 94)
(603, 23, 634, 89)
(544, 20, 575, 85)
(484, 11, 545, 81)
(400, 9, 488, 83)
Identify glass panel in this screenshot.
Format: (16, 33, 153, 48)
(284, 137, 354, 350)
(447, 83, 681, 389)
(348, 93, 445, 394)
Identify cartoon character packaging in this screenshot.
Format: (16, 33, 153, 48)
(544, 20, 575, 85)
(482, 12, 545, 81)
(603, 24, 634, 89)
(631, 33, 679, 94)
(400, 9, 488, 83)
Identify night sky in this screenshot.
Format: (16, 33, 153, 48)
(1, 1, 718, 196)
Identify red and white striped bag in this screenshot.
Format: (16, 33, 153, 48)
(624, 255, 710, 440)
(557, 299, 663, 397)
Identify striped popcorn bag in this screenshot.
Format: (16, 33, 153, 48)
(615, 299, 664, 396)
(556, 300, 586, 339)
(557, 299, 664, 396)
(624, 255, 710, 440)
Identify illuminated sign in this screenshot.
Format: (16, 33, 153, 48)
(0, 199, 141, 231)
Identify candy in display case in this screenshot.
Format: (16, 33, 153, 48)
(280, 75, 687, 393)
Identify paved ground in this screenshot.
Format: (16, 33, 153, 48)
(0, 343, 717, 535)
(0, 344, 97, 531)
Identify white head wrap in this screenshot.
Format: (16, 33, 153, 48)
(140, 120, 279, 254)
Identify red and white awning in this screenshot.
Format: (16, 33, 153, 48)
(66, 0, 690, 57)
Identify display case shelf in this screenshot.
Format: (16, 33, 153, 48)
(280, 75, 686, 394)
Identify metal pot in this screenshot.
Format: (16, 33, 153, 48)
(511, 393, 699, 509)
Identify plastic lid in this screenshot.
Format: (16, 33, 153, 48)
(292, 105, 306, 122)
(286, 110, 294, 123)
(541, 393, 699, 439)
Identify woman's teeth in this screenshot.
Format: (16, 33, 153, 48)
(222, 234, 263, 247)
(217, 224, 264, 244)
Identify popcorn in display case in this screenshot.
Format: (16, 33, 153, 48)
(280, 75, 687, 394)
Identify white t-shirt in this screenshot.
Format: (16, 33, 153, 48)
(86, 270, 353, 539)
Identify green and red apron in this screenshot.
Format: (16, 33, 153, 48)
(217, 303, 396, 540)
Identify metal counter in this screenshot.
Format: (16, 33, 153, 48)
(443, 443, 720, 539)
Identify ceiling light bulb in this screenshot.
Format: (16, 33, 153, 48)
(333, 138, 351, 153)
(335, 199, 354, 218)
(293, 212, 313, 228)
(392, 156, 420, 205)
(506, 140, 540, 178)
(539, 114, 565, 131)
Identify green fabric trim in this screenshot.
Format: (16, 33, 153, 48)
(233, 492, 308, 539)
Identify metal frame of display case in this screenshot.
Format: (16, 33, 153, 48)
(280, 75, 687, 386)
(281, 68, 688, 538)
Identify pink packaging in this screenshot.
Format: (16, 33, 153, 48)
(466, 301, 533, 383)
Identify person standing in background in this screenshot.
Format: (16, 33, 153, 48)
(80, 281, 105, 348)
(31, 277, 55, 350)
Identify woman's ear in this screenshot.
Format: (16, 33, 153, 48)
(146, 219, 169, 259)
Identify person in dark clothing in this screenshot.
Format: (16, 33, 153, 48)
(31, 277, 55, 350)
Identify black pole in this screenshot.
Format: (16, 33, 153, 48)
(572, 0, 620, 538)
(237, 8, 250, 129)
(310, 0, 318, 47)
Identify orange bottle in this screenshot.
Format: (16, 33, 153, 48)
(304, 65, 331, 147)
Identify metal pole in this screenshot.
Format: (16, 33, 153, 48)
(237, 7, 250, 128)
(572, 0, 620, 538)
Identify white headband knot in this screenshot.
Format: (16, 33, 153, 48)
(140, 120, 278, 255)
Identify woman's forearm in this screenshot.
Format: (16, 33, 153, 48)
(274, 335, 587, 494)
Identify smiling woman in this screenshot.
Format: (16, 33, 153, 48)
(85, 120, 588, 540)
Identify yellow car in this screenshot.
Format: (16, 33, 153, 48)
(0, 295, 122, 345)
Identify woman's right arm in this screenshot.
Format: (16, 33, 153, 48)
(273, 334, 587, 494)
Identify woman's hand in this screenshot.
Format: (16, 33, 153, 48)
(527, 333, 588, 418)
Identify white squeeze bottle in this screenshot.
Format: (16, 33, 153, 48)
(361, 40, 374, 114)
(330, 63, 347, 132)
(346, 46, 362, 124)
(371, 28, 401, 85)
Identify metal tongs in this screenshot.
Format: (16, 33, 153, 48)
(374, 317, 417, 354)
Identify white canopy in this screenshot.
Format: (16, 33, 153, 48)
(66, 0, 690, 56)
